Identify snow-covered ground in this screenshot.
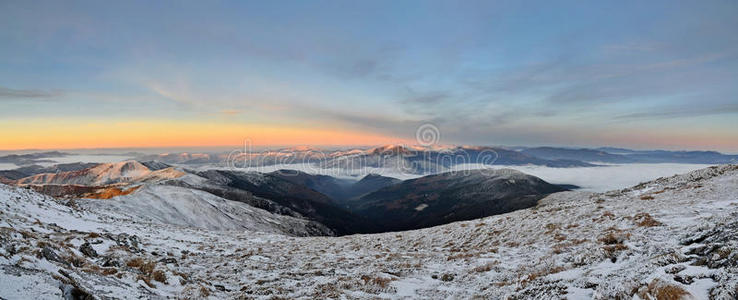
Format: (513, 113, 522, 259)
(80, 184, 332, 236)
(1, 165, 737, 299)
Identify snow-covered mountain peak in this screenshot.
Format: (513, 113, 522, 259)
(14, 160, 185, 186)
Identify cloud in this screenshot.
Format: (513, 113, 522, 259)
(0, 86, 63, 99)
(220, 109, 241, 116)
(615, 103, 738, 120)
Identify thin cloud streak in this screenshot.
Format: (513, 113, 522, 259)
(0, 86, 63, 99)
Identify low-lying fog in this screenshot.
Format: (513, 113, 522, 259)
(226, 163, 715, 192)
(0, 154, 134, 170)
(451, 163, 714, 192)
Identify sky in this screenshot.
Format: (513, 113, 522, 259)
(1, 0, 737, 152)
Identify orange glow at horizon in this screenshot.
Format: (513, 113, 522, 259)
(0, 119, 411, 150)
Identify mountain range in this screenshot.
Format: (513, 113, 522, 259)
(522, 146, 738, 164)
(3, 145, 736, 172)
(352, 169, 566, 232)
(132, 144, 738, 171)
(2, 159, 571, 235)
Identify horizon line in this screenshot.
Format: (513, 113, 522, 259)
(1, 143, 737, 155)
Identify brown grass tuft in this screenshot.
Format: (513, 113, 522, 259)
(638, 279, 691, 300)
(471, 262, 497, 273)
(136, 275, 156, 288)
(199, 285, 210, 297)
(633, 213, 662, 227)
(126, 257, 144, 268)
(126, 258, 156, 275)
(151, 270, 167, 283)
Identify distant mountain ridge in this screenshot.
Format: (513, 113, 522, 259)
(14, 160, 185, 186)
(523, 146, 738, 164)
(0, 151, 70, 166)
(135, 145, 595, 174)
(0, 162, 98, 180)
(268, 170, 401, 203)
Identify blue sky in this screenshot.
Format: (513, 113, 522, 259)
(1, 0, 737, 151)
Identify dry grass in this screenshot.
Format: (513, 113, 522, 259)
(640, 195, 655, 200)
(199, 285, 210, 297)
(102, 268, 118, 276)
(633, 213, 662, 227)
(598, 228, 631, 262)
(602, 243, 629, 256)
(471, 262, 497, 273)
(520, 265, 566, 286)
(593, 211, 616, 223)
(140, 261, 155, 275)
(126, 258, 156, 275)
(151, 270, 168, 283)
(447, 252, 475, 261)
(544, 223, 559, 234)
(136, 275, 156, 288)
(638, 279, 691, 300)
(65, 254, 88, 268)
(126, 257, 145, 268)
(599, 228, 630, 245)
(361, 275, 392, 288)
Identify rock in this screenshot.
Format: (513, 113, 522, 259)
(109, 233, 141, 252)
(158, 257, 177, 264)
(214, 284, 228, 291)
(440, 274, 454, 282)
(673, 274, 694, 285)
(665, 265, 686, 274)
(79, 243, 98, 258)
(41, 246, 63, 263)
(101, 256, 120, 267)
(61, 283, 94, 300)
(5, 243, 17, 256)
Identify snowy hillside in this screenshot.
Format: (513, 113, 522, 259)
(79, 185, 333, 236)
(14, 160, 184, 186)
(0, 165, 737, 299)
